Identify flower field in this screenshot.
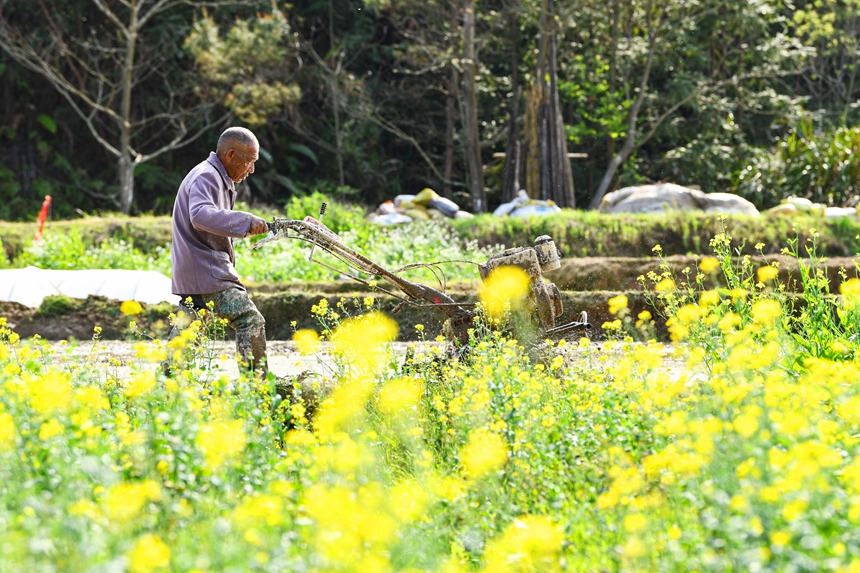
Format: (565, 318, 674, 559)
(3, 230, 860, 572)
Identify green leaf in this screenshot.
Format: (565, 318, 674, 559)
(258, 146, 273, 163)
(36, 114, 57, 134)
(287, 143, 318, 164)
(275, 173, 302, 194)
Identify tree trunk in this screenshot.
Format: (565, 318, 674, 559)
(501, 5, 520, 203)
(607, 0, 620, 170)
(548, 23, 574, 207)
(118, 7, 139, 214)
(329, 0, 344, 187)
(524, 85, 540, 198)
(513, 140, 521, 193)
(118, 155, 135, 214)
(536, 0, 552, 201)
(589, 1, 658, 210)
(462, 0, 485, 213)
(538, 104, 552, 201)
(502, 86, 521, 203)
(443, 70, 457, 199)
(332, 78, 345, 187)
(443, 0, 459, 199)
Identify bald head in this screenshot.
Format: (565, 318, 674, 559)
(216, 127, 259, 183)
(217, 126, 258, 155)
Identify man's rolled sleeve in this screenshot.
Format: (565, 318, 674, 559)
(188, 172, 253, 238)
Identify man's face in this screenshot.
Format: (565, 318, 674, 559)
(223, 142, 259, 183)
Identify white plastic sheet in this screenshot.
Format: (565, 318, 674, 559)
(0, 266, 179, 308)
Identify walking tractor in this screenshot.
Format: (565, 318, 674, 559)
(251, 203, 590, 344)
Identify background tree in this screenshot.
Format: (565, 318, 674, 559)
(461, 0, 486, 212)
(585, 0, 810, 209)
(1, 0, 858, 219)
(0, 0, 250, 213)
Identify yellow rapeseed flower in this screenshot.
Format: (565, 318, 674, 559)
(432, 475, 466, 502)
(120, 300, 143, 316)
(842, 278, 860, 297)
(460, 428, 508, 479)
(29, 370, 72, 415)
(621, 536, 648, 558)
(314, 380, 375, 439)
(733, 412, 759, 438)
(76, 386, 110, 412)
(232, 494, 284, 527)
(608, 294, 628, 316)
(479, 266, 531, 319)
(699, 290, 720, 307)
(752, 299, 781, 327)
(676, 304, 702, 324)
(699, 257, 720, 273)
(0, 412, 18, 451)
(125, 371, 157, 398)
(102, 480, 162, 523)
(38, 418, 64, 440)
(623, 513, 647, 533)
(68, 499, 101, 521)
(126, 533, 170, 573)
(482, 515, 564, 573)
(390, 479, 430, 522)
(770, 530, 791, 547)
(718, 312, 742, 333)
(134, 341, 167, 363)
(331, 311, 398, 372)
(731, 288, 748, 302)
(655, 278, 676, 292)
(196, 419, 247, 468)
(293, 329, 321, 356)
(757, 265, 779, 283)
(377, 376, 423, 415)
(781, 498, 809, 522)
(729, 494, 750, 513)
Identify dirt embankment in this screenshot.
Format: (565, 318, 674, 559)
(3, 254, 854, 342)
(0, 291, 654, 343)
(549, 254, 860, 291)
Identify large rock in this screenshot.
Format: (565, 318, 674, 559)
(600, 184, 759, 216)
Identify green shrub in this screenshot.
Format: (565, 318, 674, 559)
(281, 191, 369, 235)
(35, 295, 80, 317)
(736, 121, 860, 208)
(16, 230, 171, 275)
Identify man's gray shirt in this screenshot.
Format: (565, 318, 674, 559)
(171, 152, 254, 295)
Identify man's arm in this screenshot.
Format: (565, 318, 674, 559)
(188, 171, 265, 238)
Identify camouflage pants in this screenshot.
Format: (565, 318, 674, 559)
(167, 288, 268, 376)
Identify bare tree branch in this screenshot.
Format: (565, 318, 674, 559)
(91, 0, 131, 37)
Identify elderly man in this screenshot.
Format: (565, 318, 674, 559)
(168, 126, 271, 376)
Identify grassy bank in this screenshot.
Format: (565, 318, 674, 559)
(4, 207, 860, 267)
(452, 210, 860, 257)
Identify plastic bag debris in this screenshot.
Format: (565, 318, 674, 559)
(370, 188, 472, 224)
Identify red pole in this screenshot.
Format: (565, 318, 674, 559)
(34, 195, 52, 242)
